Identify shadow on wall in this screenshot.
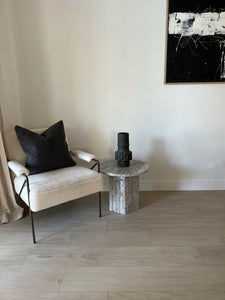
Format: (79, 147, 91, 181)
(147, 138, 192, 191)
(10, 0, 52, 128)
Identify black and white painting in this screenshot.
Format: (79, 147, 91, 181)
(166, 0, 225, 83)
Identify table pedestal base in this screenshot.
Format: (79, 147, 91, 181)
(109, 176, 139, 215)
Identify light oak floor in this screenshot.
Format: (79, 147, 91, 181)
(1, 191, 225, 299)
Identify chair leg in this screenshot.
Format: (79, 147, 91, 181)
(25, 175, 36, 244)
(98, 191, 102, 218)
(29, 210, 36, 244)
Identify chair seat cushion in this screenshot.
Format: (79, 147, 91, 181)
(14, 166, 102, 212)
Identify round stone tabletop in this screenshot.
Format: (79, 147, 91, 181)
(100, 160, 149, 177)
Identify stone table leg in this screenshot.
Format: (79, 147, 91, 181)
(109, 176, 139, 215)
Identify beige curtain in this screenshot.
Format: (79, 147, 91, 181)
(0, 106, 23, 223)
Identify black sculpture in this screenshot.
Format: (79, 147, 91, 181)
(115, 132, 132, 167)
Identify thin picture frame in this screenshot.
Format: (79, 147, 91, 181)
(165, 0, 225, 83)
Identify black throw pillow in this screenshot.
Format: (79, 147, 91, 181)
(15, 120, 76, 175)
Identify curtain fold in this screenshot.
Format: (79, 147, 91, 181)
(0, 106, 23, 223)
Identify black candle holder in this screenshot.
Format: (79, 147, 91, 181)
(115, 132, 132, 167)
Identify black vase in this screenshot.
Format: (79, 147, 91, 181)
(115, 132, 132, 167)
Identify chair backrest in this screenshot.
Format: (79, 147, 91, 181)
(4, 128, 46, 165)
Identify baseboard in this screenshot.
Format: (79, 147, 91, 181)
(102, 178, 225, 191)
(140, 179, 225, 191)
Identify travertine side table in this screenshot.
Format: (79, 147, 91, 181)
(101, 160, 149, 215)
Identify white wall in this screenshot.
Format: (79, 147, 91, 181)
(1, 0, 225, 190)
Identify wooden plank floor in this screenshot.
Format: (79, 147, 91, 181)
(0, 191, 225, 299)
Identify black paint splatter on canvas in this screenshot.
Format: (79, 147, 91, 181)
(166, 0, 225, 83)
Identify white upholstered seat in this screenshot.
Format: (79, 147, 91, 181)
(14, 166, 102, 212)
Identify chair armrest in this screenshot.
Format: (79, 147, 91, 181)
(8, 160, 29, 177)
(70, 149, 95, 163)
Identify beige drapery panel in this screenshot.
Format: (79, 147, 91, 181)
(0, 106, 23, 223)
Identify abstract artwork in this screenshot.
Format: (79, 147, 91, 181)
(166, 0, 225, 83)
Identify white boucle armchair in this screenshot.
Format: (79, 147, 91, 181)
(5, 128, 102, 243)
